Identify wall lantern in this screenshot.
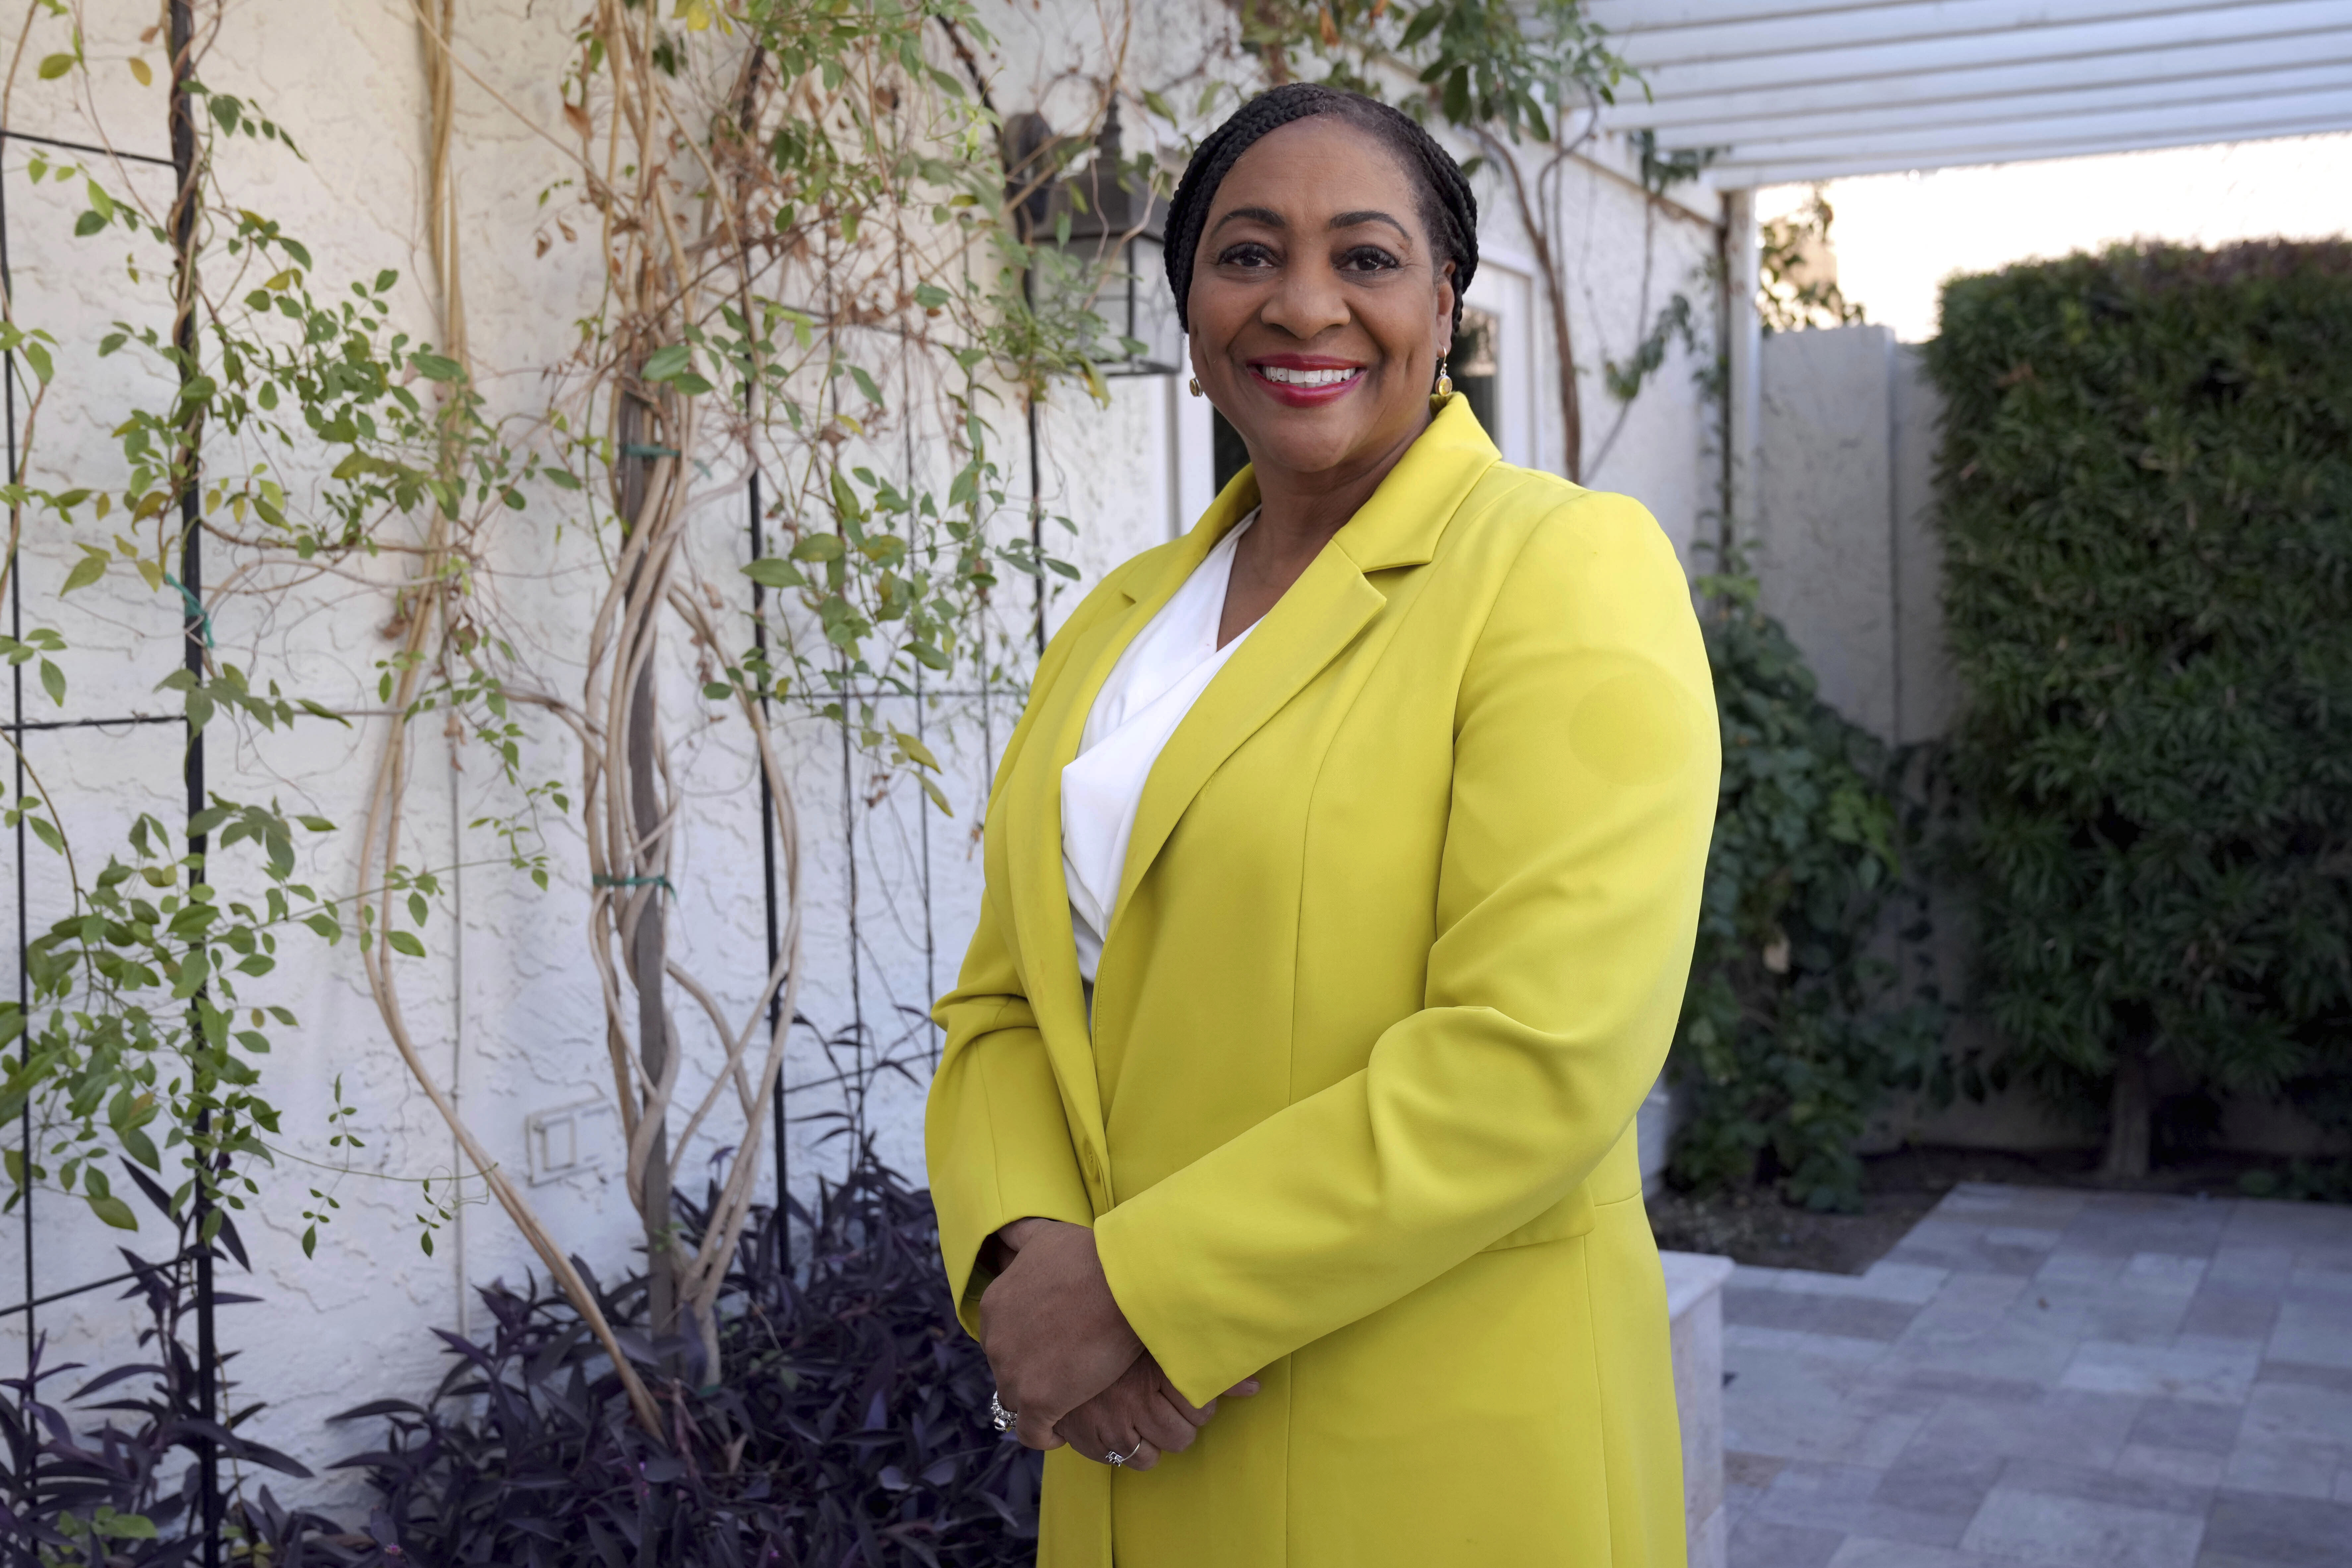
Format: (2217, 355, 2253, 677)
(1006, 102, 1181, 378)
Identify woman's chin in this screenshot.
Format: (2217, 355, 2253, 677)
(1238, 425, 1380, 482)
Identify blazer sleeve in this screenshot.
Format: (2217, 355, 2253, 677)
(926, 887, 1095, 1337)
(924, 567, 1141, 1336)
(1091, 492, 1721, 1405)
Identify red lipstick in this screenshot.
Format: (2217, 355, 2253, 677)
(1245, 353, 1366, 408)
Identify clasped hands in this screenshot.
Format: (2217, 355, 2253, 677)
(977, 1218, 1257, 1470)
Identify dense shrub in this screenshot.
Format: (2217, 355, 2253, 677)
(1926, 241, 2352, 1174)
(332, 1152, 1037, 1567)
(0, 1152, 1035, 1567)
(1668, 567, 1946, 1212)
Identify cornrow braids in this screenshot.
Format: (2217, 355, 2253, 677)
(1165, 84, 1479, 340)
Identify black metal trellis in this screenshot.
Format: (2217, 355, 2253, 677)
(0, 7, 225, 1564)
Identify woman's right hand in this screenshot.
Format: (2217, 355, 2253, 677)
(1052, 1354, 1260, 1471)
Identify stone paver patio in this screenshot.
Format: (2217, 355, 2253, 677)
(1720, 1182, 2352, 1568)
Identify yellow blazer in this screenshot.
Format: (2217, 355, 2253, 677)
(927, 398, 1719, 1568)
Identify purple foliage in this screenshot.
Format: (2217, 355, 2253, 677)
(329, 1146, 1040, 1567)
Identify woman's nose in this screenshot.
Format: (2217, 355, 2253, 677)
(1260, 260, 1349, 341)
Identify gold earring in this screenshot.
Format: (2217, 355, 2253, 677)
(1432, 356, 1452, 404)
(1188, 376, 1203, 397)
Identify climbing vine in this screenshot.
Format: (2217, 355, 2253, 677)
(0, 0, 1141, 1434)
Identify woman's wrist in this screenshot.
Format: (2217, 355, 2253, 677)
(980, 1215, 1059, 1275)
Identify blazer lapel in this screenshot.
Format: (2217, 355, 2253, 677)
(1106, 398, 1503, 937)
(1107, 551, 1382, 933)
(1002, 479, 1263, 1155)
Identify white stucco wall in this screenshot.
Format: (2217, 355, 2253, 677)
(0, 0, 1721, 1503)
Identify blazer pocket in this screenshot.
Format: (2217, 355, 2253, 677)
(1480, 1188, 1598, 1253)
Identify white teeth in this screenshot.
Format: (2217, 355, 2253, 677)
(1256, 365, 1359, 387)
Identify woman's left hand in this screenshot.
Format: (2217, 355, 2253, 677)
(1055, 1354, 1260, 1471)
(978, 1220, 1144, 1449)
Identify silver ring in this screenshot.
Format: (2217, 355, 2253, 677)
(989, 1393, 1018, 1433)
(1105, 1447, 1131, 1468)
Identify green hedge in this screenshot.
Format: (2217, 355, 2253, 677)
(1668, 570, 1945, 1213)
(1925, 241, 2352, 1172)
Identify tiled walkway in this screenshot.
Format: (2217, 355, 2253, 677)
(1721, 1183, 2352, 1568)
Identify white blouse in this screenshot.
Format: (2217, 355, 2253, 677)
(1061, 512, 1260, 983)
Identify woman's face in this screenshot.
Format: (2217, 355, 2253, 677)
(1187, 116, 1455, 486)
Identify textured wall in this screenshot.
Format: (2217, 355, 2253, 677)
(0, 0, 1721, 1502)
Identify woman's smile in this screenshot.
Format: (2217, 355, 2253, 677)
(1247, 354, 1366, 407)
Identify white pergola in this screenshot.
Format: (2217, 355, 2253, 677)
(1583, 0, 2352, 516)
(1591, 0, 2352, 188)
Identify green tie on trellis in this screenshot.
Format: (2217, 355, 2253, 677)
(162, 572, 212, 649)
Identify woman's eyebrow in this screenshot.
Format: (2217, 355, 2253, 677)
(1211, 205, 1286, 234)
(1330, 209, 1410, 239)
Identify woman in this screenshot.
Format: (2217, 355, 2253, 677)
(927, 83, 1718, 1567)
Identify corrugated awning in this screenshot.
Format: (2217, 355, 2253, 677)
(1591, 0, 2352, 187)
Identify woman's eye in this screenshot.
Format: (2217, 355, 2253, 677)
(1216, 242, 1277, 268)
(1338, 245, 1401, 273)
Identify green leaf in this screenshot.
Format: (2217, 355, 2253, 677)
(36, 53, 75, 80)
(387, 930, 425, 958)
(892, 728, 942, 771)
(829, 468, 864, 523)
(542, 467, 583, 490)
(61, 553, 106, 593)
(97, 1511, 158, 1542)
(743, 557, 806, 589)
(641, 343, 694, 383)
(87, 1192, 139, 1231)
(410, 352, 464, 383)
(121, 1126, 162, 1171)
(790, 535, 844, 563)
(39, 659, 64, 706)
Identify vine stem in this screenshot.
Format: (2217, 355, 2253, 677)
(343, 0, 666, 1434)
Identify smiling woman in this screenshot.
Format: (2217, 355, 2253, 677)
(927, 83, 1719, 1568)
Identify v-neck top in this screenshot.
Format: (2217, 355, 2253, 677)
(1061, 512, 1261, 983)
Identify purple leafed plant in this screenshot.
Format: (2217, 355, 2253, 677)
(0, 1161, 358, 1564)
(330, 1144, 1041, 1567)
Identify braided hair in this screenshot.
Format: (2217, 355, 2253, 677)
(1165, 84, 1479, 340)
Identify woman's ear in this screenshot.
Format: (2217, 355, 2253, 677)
(1435, 260, 1458, 358)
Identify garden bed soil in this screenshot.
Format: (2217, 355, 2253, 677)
(1647, 1144, 2346, 1275)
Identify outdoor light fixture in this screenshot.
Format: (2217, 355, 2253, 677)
(1009, 102, 1181, 378)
